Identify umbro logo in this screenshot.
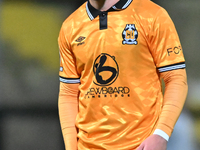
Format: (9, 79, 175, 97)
(76, 36, 85, 42)
(75, 36, 86, 46)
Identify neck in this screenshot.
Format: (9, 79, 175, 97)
(89, 0, 119, 11)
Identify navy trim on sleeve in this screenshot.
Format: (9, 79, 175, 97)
(59, 76, 80, 84)
(158, 62, 186, 73)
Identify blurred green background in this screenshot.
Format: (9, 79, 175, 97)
(0, 0, 199, 149)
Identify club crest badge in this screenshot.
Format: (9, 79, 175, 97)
(122, 24, 138, 45)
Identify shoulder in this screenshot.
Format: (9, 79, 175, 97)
(58, 2, 88, 46)
(61, 2, 88, 32)
(130, 0, 173, 29)
(132, 0, 168, 18)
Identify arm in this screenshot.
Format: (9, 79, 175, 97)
(58, 17, 80, 149)
(137, 69, 188, 150)
(156, 69, 188, 136)
(58, 82, 79, 150)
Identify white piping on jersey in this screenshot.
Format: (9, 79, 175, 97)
(86, 2, 94, 20)
(122, 0, 132, 9)
(158, 63, 186, 73)
(59, 77, 80, 84)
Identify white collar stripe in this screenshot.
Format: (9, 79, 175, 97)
(86, 2, 94, 20)
(112, 6, 117, 10)
(122, 0, 132, 9)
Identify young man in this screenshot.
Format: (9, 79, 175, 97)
(58, 0, 188, 149)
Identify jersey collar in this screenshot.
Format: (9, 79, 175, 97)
(86, 0, 133, 20)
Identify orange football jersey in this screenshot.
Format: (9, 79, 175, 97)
(58, 0, 186, 149)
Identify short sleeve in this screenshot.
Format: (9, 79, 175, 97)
(149, 8, 186, 73)
(58, 24, 80, 84)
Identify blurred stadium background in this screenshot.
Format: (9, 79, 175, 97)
(0, 0, 199, 149)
